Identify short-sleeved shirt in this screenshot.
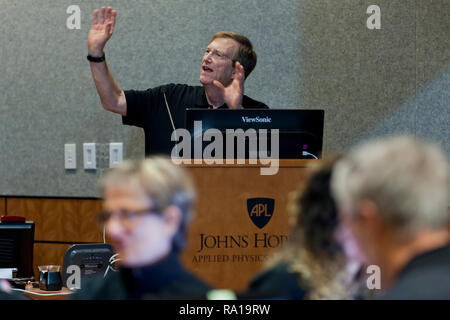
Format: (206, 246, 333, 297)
(122, 83, 269, 155)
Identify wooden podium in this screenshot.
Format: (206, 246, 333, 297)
(180, 159, 316, 292)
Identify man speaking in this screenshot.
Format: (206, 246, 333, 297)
(87, 6, 268, 156)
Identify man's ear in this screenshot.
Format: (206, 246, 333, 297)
(162, 205, 182, 236)
(358, 199, 384, 235)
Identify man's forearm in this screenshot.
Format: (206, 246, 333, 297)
(89, 58, 126, 115)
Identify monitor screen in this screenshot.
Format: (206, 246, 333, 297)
(185, 109, 324, 159)
(0, 221, 35, 279)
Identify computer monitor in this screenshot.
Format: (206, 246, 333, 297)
(0, 221, 35, 279)
(185, 109, 324, 159)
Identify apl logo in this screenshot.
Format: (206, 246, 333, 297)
(247, 198, 275, 229)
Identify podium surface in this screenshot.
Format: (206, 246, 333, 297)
(180, 159, 317, 291)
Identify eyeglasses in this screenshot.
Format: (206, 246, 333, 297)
(202, 47, 233, 61)
(96, 207, 160, 229)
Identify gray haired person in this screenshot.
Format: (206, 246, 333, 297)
(331, 136, 450, 299)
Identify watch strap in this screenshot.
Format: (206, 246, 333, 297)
(87, 53, 105, 62)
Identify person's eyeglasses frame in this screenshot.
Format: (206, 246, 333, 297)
(202, 47, 234, 61)
(96, 207, 162, 229)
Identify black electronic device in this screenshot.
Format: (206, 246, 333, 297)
(185, 109, 324, 159)
(0, 221, 35, 279)
(62, 243, 115, 288)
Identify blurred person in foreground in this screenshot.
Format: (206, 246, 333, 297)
(72, 157, 212, 299)
(244, 159, 365, 299)
(0, 279, 29, 300)
(331, 136, 450, 299)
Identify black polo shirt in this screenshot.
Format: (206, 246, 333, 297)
(122, 83, 269, 156)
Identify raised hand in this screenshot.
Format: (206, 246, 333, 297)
(88, 6, 117, 56)
(212, 62, 245, 109)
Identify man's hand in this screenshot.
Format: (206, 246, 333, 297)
(212, 62, 245, 109)
(88, 6, 117, 57)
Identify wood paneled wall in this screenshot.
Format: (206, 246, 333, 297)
(3, 197, 103, 281)
(0, 197, 5, 216)
(6, 198, 103, 243)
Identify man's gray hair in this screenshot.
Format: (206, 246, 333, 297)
(331, 136, 449, 238)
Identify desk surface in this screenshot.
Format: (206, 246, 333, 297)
(23, 283, 73, 300)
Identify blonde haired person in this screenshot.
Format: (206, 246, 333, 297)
(72, 157, 212, 299)
(244, 159, 362, 299)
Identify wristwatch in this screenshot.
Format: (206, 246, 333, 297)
(87, 53, 105, 62)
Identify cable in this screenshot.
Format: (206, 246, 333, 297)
(302, 151, 318, 159)
(103, 267, 111, 278)
(103, 253, 121, 278)
(101, 225, 120, 278)
(103, 261, 120, 278)
(163, 90, 176, 134)
(162, 89, 179, 155)
(109, 253, 120, 261)
(12, 288, 74, 296)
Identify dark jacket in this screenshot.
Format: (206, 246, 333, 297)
(382, 243, 450, 300)
(243, 262, 306, 299)
(71, 252, 212, 300)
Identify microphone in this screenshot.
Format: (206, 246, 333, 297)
(162, 87, 176, 132)
(161, 87, 179, 156)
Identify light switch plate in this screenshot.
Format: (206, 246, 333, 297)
(109, 142, 123, 168)
(64, 144, 76, 169)
(83, 143, 96, 170)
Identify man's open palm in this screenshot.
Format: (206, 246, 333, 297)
(88, 6, 117, 55)
(212, 62, 245, 109)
